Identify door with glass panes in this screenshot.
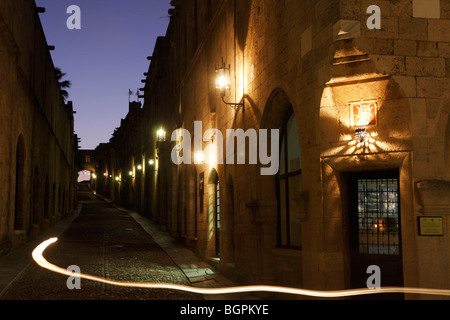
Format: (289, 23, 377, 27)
(348, 170, 404, 296)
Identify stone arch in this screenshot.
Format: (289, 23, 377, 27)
(260, 88, 296, 132)
(14, 135, 26, 231)
(208, 167, 219, 185)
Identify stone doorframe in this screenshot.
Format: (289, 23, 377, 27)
(320, 151, 419, 295)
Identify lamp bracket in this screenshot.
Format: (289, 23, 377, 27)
(222, 96, 245, 111)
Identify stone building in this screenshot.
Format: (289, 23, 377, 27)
(94, 0, 450, 299)
(0, 1, 77, 255)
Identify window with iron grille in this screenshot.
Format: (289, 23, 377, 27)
(357, 178, 400, 255)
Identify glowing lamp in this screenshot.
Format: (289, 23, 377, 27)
(194, 151, 205, 164)
(215, 58, 244, 110)
(137, 165, 143, 171)
(215, 67, 231, 93)
(355, 127, 368, 143)
(156, 128, 166, 142)
(149, 159, 155, 166)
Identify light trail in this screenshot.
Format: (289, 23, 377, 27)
(32, 238, 450, 298)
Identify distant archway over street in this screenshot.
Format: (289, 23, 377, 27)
(77, 150, 97, 183)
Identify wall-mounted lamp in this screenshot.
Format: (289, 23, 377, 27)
(129, 171, 134, 177)
(137, 165, 143, 171)
(215, 59, 244, 111)
(156, 128, 166, 142)
(115, 176, 121, 182)
(355, 127, 369, 143)
(194, 151, 205, 164)
(148, 159, 155, 166)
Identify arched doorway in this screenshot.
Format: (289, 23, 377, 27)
(14, 135, 26, 231)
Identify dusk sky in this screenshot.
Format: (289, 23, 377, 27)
(35, 0, 172, 150)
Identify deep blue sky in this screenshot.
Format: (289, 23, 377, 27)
(35, 0, 172, 150)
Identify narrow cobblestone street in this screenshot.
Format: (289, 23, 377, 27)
(1, 191, 203, 300)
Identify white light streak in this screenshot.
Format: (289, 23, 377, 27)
(32, 238, 450, 298)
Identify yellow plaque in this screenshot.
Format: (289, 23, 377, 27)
(418, 217, 444, 236)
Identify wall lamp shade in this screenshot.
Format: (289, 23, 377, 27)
(355, 127, 369, 143)
(156, 128, 167, 142)
(215, 67, 231, 94)
(215, 59, 244, 110)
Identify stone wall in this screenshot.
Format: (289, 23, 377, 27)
(0, 0, 76, 255)
(94, 0, 450, 298)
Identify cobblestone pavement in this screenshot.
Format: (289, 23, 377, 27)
(1, 191, 203, 300)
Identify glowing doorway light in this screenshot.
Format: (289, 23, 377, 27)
(32, 238, 450, 298)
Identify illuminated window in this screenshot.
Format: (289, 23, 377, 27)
(277, 113, 302, 249)
(357, 177, 400, 255)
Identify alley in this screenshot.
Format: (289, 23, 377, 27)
(0, 190, 203, 300)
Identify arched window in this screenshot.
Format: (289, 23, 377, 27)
(277, 113, 302, 249)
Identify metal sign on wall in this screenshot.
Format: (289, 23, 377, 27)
(418, 216, 444, 236)
(350, 101, 378, 127)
